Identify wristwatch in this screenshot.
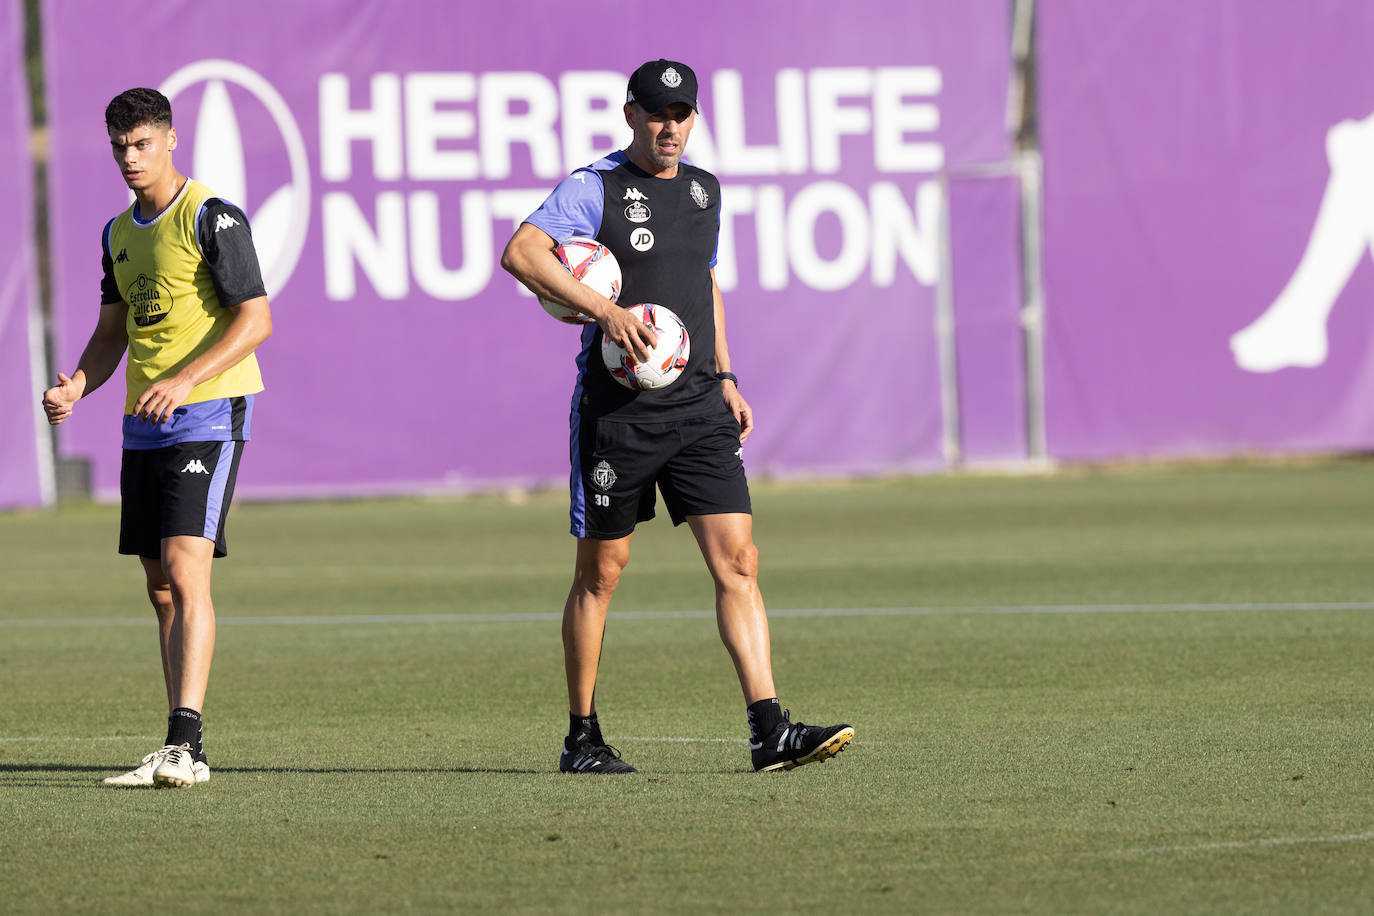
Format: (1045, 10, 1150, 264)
(715, 371, 739, 388)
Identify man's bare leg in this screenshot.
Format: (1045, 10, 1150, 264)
(559, 535, 637, 773)
(160, 534, 217, 711)
(152, 535, 216, 787)
(140, 557, 177, 711)
(686, 513, 776, 702)
(107, 538, 216, 788)
(689, 512, 854, 772)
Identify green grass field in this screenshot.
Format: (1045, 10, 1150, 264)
(2, 462, 1372, 914)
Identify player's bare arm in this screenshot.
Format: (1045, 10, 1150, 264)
(709, 269, 753, 442)
(132, 296, 273, 424)
(43, 300, 130, 426)
(502, 222, 657, 361)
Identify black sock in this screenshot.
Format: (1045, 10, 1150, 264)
(166, 707, 205, 762)
(747, 698, 784, 742)
(568, 712, 604, 747)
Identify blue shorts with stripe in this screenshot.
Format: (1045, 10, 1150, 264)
(119, 441, 245, 558)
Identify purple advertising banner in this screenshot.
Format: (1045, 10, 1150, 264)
(1039, 1, 1374, 460)
(44, 1, 1012, 499)
(949, 173, 1027, 464)
(0, 2, 51, 510)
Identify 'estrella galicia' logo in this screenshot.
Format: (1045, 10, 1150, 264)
(625, 201, 650, 223)
(158, 60, 311, 297)
(127, 273, 174, 327)
(591, 460, 617, 492)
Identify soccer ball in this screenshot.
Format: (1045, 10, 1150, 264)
(538, 237, 621, 324)
(601, 303, 691, 390)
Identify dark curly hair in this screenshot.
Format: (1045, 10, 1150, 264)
(105, 88, 173, 133)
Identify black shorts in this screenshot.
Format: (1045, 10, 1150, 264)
(571, 411, 751, 539)
(119, 441, 245, 559)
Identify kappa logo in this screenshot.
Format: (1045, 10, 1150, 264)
(214, 212, 240, 232)
(158, 60, 311, 296)
(591, 460, 617, 491)
(114, 248, 128, 263)
(180, 459, 210, 474)
(623, 188, 648, 202)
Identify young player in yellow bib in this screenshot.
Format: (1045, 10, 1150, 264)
(43, 88, 272, 788)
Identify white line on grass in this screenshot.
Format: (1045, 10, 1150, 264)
(5, 602, 1374, 629)
(618, 736, 745, 744)
(1130, 829, 1374, 855)
(0, 734, 877, 747)
(617, 736, 880, 745)
(0, 735, 159, 743)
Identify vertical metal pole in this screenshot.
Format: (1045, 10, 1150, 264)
(26, 269, 56, 505)
(1011, 0, 1049, 466)
(23, 0, 56, 506)
(934, 175, 961, 468)
(1019, 150, 1048, 463)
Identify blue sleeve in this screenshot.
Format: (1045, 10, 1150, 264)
(710, 206, 719, 270)
(100, 218, 121, 304)
(525, 169, 604, 242)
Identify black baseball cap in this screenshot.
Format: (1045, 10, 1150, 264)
(626, 59, 699, 113)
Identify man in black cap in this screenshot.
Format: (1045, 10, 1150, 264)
(501, 60, 854, 774)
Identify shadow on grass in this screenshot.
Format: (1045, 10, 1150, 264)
(0, 763, 544, 781)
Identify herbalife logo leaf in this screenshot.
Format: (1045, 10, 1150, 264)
(195, 81, 246, 208)
(162, 62, 311, 298)
(195, 79, 293, 282)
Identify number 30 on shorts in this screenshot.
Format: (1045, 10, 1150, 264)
(593, 494, 611, 507)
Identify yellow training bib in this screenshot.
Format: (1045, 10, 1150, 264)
(105, 179, 263, 414)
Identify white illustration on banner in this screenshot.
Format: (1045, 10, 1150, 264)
(158, 60, 311, 298)
(1230, 114, 1374, 372)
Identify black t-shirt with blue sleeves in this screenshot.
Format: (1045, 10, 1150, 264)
(526, 151, 724, 423)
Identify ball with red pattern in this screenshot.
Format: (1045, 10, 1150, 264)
(537, 237, 621, 324)
(601, 303, 691, 390)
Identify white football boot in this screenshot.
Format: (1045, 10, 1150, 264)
(152, 744, 206, 788)
(102, 745, 178, 787)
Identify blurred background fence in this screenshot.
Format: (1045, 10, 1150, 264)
(6, 0, 1374, 509)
